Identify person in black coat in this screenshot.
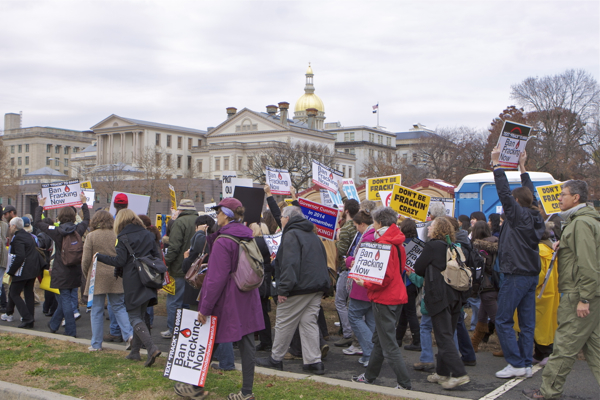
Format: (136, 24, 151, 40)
(6, 217, 45, 328)
(35, 193, 89, 337)
(181, 215, 216, 308)
(96, 209, 161, 367)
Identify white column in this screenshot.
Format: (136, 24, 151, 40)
(120, 133, 125, 163)
(133, 131, 137, 161)
(109, 134, 114, 164)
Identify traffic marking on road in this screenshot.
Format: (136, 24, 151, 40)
(477, 365, 542, 400)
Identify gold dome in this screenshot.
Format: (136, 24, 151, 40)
(295, 93, 325, 113)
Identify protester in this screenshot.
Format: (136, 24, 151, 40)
(488, 213, 501, 238)
(138, 214, 161, 328)
(0, 206, 9, 314)
(469, 212, 486, 228)
(414, 217, 470, 389)
(35, 193, 89, 337)
(3, 205, 17, 223)
(257, 206, 329, 376)
(38, 217, 57, 317)
(96, 209, 161, 367)
(163, 199, 197, 339)
(457, 215, 471, 232)
(82, 210, 132, 351)
(181, 215, 216, 307)
(113, 193, 129, 214)
(175, 198, 263, 400)
(524, 180, 600, 400)
(491, 148, 545, 379)
(351, 207, 411, 391)
(424, 202, 446, 243)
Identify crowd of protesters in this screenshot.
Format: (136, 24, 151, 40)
(0, 147, 599, 400)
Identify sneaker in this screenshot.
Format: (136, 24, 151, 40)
(522, 389, 548, 399)
(88, 346, 101, 352)
(227, 391, 255, 400)
(427, 373, 450, 383)
(351, 373, 373, 384)
(440, 375, 470, 389)
(74, 312, 81, 320)
(126, 336, 133, 351)
(320, 344, 329, 359)
(525, 366, 533, 378)
(343, 345, 363, 355)
(413, 362, 435, 371)
(496, 364, 526, 379)
(395, 383, 412, 390)
(358, 357, 369, 367)
(161, 330, 173, 339)
(1, 313, 14, 322)
(61, 319, 65, 327)
(174, 382, 207, 399)
(334, 337, 353, 347)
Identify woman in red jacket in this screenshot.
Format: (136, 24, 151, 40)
(351, 207, 411, 390)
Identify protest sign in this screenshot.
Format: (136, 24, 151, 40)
(536, 183, 562, 215)
(404, 238, 425, 274)
(320, 189, 343, 208)
(41, 179, 82, 210)
(416, 222, 428, 242)
(298, 197, 339, 240)
(80, 181, 92, 189)
(75, 189, 95, 208)
(496, 121, 532, 169)
(233, 186, 263, 225)
(203, 203, 217, 220)
(312, 160, 343, 193)
(378, 191, 393, 207)
(342, 179, 360, 201)
(223, 177, 253, 199)
(390, 185, 431, 222)
(156, 214, 172, 237)
(428, 197, 454, 219)
(164, 309, 217, 387)
(284, 199, 294, 206)
(162, 276, 176, 295)
(366, 175, 402, 201)
(87, 258, 97, 308)
(348, 242, 393, 285)
(266, 167, 292, 195)
(169, 184, 177, 210)
(221, 171, 237, 198)
(264, 232, 283, 258)
(109, 192, 150, 216)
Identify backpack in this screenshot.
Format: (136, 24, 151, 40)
(441, 237, 472, 292)
(61, 231, 83, 267)
(217, 234, 264, 292)
(467, 249, 486, 294)
(491, 255, 504, 289)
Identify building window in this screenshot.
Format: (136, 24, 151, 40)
(177, 155, 182, 169)
(18, 145, 22, 153)
(64, 147, 69, 154)
(64, 158, 69, 166)
(187, 156, 192, 170)
(25, 144, 29, 152)
(215, 157, 221, 171)
(368, 149, 374, 157)
(342, 165, 346, 177)
(73, 147, 79, 153)
(156, 133, 161, 146)
(378, 135, 383, 144)
(197, 160, 203, 172)
(166, 154, 172, 167)
(46, 144, 51, 153)
(46, 157, 50, 166)
(25, 156, 29, 165)
(349, 167, 352, 178)
(238, 157, 242, 170)
(369, 133, 374, 142)
(11, 146, 14, 154)
(344, 132, 355, 141)
(198, 139, 202, 147)
(248, 157, 253, 170)
(17, 169, 21, 177)
(201, 191, 205, 202)
(413, 153, 418, 163)
(188, 138, 192, 150)
(223, 157, 229, 170)
(24, 168, 29, 174)
(166, 135, 172, 148)
(155, 152, 161, 165)
(55, 146, 60, 154)
(344, 149, 349, 153)
(55, 159, 60, 166)
(18, 157, 22, 166)
(10, 158, 14, 166)
(177, 136, 182, 149)
(387, 137, 392, 146)
(64, 170, 68, 175)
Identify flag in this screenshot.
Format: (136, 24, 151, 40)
(372, 104, 378, 114)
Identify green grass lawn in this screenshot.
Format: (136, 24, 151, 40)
(0, 332, 406, 400)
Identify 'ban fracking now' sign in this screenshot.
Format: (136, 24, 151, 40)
(496, 121, 532, 169)
(41, 179, 82, 210)
(390, 184, 431, 222)
(348, 242, 392, 285)
(266, 167, 292, 195)
(312, 160, 343, 193)
(366, 175, 402, 201)
(404, 238, 425, 274)
(164, 309, 217, 387)
(536, 183, 562, 215)
(298, 197, 339, 240)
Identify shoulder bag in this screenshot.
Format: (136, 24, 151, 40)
(185, 240, 209, 289)
(122, 236, 167, 289)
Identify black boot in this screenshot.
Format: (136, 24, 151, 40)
(125, 332, 142, 361)
(133, 322, 161, 367)
(404, 333, 421, 351)
(483, 321, 495, 343)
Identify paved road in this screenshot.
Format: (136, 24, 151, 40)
(2, 303, 597, 400)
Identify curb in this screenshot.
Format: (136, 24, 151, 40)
(0, 380, 81, 400)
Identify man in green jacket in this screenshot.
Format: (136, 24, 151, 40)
(524, 180, 600, 400)
(162, 199, 198, 339)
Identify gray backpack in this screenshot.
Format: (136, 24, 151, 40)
(217, 234, 264, 292)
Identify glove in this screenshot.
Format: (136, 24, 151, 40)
(114, 267, 123, 278)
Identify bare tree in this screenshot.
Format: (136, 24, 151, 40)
(359, 149, 427, 187)
(245, 141, 336, 191)
(0, 137, 18, 199)
(91, 156, 133, 201)
(133, 146, 175, 203)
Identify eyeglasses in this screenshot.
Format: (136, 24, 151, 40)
(558, 192, 572, 198)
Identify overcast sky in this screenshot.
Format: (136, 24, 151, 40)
(1, 1, 598, 134)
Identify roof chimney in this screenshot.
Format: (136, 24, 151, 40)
(266, 105, 278, 116)
(4, 113, 21, 132)
(226, 107, 237, 119)
(278, 102, 289, 126)
(306, 108, 318, 130)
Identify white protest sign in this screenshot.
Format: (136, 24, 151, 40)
(204, 203, 217, 220)
(87, 258, 97, 308)
(266, 167, 291, 195)
(223, 177, 253, 199)
(378, 191, 393, 207)
(348, 242, 393, 285)
(342, 179, 360, 201)
(416, 222, 428, 242)
(264, 232, 283, 258)
(320, 189, 343, 208)
(496, 121, 532, 169)
(428, 197, 454, 219)
(404, 238, 425, 274)
(312, 159, 343, 193)
(221, 171, 238, 199)
(164, 309, 217, 387)
(108, 192, 150, 216)
(41, 179, 82, 210)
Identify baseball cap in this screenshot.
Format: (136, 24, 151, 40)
(114, 193, 128, 205)
(3, 205, 17, 214)
(211, 198, 243, 211)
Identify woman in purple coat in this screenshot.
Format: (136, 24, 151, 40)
(174, 198, 263, 400)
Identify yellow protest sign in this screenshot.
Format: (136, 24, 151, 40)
(162, 279, 176, 295)
(536, 183, 562, 215)
(169, 184, 177, 210)
(80, 181, 93, 189)
(390, 184, 431, 222)
(156, 214, 163, 228)
(366, 175, 402, 201)
(284, 199, 294, 205)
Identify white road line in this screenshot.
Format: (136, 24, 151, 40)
(478, 365, 543, 400)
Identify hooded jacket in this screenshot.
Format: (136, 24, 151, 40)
(494, 170, 545, 276)
(274, 215, 330, 297)
(34, 205, 90, 289)
(473, 236, 499, 292)
(165, 209, 198, 278)
(556, 205, 600, 300)
(362, 224, 408, 306)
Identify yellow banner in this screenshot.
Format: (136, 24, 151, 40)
(390, 184, 431, 222)
(284, 198, 294, 205)
(536, 183, 562, 215)
(80, 181, 93, 189)
(366, 175, 402, 201)
(162, 278, 176, 295)
(169, 184, 177, 210)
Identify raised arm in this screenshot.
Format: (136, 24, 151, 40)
(265, 185, 282, 229)
(491, 145, 520, 224)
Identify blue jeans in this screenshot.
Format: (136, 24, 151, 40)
(467, 297, 480, 330)
(496, 274, 538, 368)
(335, 271, 352, 338)
(91, 293, 132, 349)
(166, 277, 185, 332)
(213, 342, 235, 370)
(108, 302, 121, 337)
(69, 289, 79, 314)
(420, 314, 434, 363)
(50, 288, 77, 337)
(454, 317, 476, 362)
(147, 306, 154, 327)
(348, 298, 375, 360)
